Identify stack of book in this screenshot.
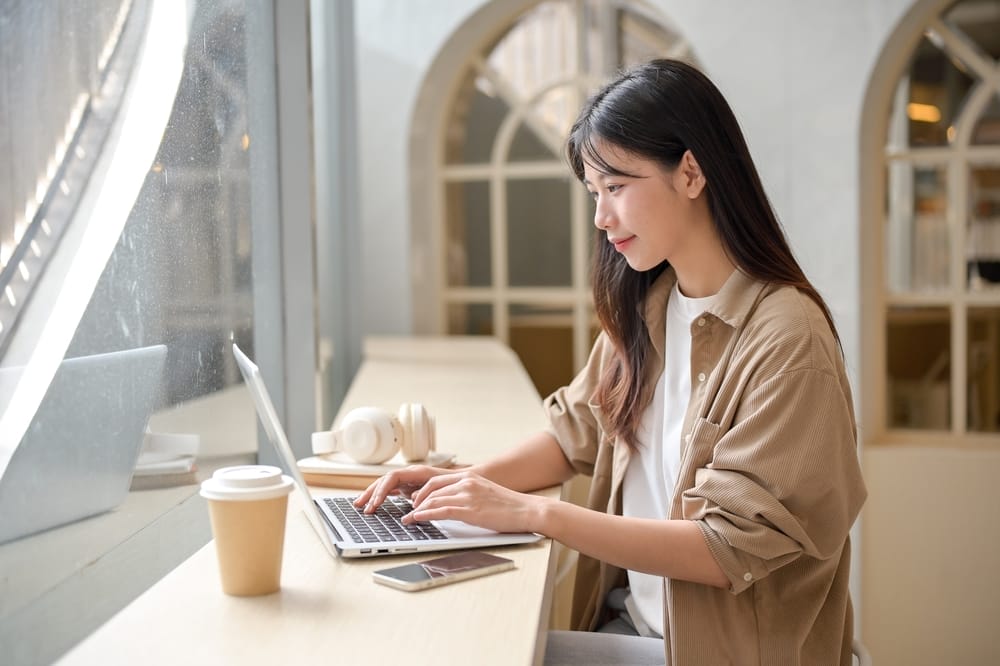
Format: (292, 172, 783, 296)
(130, 431, 200, 490)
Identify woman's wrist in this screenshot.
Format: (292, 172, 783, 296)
(529, 495, 560, 536)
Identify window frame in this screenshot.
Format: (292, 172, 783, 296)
(864, 0, 1000, 446)
(430, 0, 693, 382)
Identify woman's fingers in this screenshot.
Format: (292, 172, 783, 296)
(408, 470, 472, 507)
(354, 465, 440, 513)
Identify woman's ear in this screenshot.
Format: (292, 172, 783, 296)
(678, 150, 706, 198)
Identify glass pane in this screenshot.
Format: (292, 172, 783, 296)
(972, 94, 1000, 145)
(619, 8, 681, 67)
(445, 72, 509, 165)
(945, 0, 1000, 60)
(445, 181, 491, 287)
(509, 304, 574, 396)
(968, 166, 1000, 290)
(446, 303, 493, 336)
(968, 307, 1000, 432)
(885, 163, 950, 291)
(887, 307, 951, 429)
(507, 178, 571, 287)
(509, 122, 554, 161)
(488, 1, 576, 101)
(0, 1, 130, 347)
(64, 2, 253, 406)
(891, 34, 975, 147)
(509, 87, 576, 161)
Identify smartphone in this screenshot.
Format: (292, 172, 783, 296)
(372, 551, 515, 592)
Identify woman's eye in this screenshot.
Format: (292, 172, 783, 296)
(606, 184, 622, 193)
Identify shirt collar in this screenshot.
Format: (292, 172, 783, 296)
(643, 266, 767, 333)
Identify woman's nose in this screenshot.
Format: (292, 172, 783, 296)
(593, 197, 613, 230)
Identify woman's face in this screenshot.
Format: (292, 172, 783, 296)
(583, 143, 697, 272)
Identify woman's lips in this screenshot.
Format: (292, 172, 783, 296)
(610, 236, 635, 251)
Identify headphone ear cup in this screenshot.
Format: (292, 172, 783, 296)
(398, 403, 435, 462)
(337, 407, 401, 464)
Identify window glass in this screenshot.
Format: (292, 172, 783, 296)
(945, 0, 1000, 60)
(887, 306, 951, 430)
(444, 73, 508, 165)
(0, 0, 259, 546)
(446, 302, 494, 336)
(968, 165, 1000, 291)
(0, 0, 133, 349)
(507, 178, 572, 287)
(971, 94, 1000, 145)
(885, 163, 950, 292)
(893, 34, 975, 147)
(509, 120, 557, 161)
(619, 6, 681, 66)
(488, 1, 577, 101)
(968, 306, 1000, 432)
(67, 0, 254, 409)
(445, 181, 491, 287)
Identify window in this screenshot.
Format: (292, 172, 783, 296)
(880, 0, 1000, 439)
(438, 0, 694, 396)
(0, 0, 259, 482)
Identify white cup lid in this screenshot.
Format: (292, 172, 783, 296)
(200, 465, 294, 501)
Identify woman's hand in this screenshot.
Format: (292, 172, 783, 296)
(404, 470, 549, 534)
(353, 465, 451, 513)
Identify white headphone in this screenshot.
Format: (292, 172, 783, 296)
(310, 403, 436, 464)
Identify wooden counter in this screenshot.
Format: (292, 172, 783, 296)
(61, 337, 558, 665)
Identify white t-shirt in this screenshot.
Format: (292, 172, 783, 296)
(622, 283, 716, 637)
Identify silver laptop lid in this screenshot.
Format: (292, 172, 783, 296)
(231, 343, 340, 556)
(0, 345, 168, 544)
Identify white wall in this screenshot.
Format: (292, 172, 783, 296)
(355, 1, 486, 334)
(353, 2, 1000, 663)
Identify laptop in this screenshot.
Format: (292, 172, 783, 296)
(0, 344, 168, 544)
(232, 343, 542, 558)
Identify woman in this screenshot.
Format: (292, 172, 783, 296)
(357, 59, 866, 665)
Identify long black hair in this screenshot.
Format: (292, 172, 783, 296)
(567, 58, 839, 446)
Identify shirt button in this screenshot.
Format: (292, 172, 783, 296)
(697, 372, 706, 382)
(697, 318, 706, 327)
(743, 572, 753, 582)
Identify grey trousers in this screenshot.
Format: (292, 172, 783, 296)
(543, 588, 665, 665)
(543, 630, 665, 665)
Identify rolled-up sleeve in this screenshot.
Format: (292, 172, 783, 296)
(682, 368, 867, 594)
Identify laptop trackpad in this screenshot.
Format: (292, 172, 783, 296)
(435, 519, 505, 538)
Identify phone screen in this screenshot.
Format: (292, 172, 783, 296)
(373, 551, 514, 591)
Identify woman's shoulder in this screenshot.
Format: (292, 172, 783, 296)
(741, 283, 842, 375)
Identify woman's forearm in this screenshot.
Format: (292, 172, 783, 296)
(470, 431, 575, 492)
(532, 499, 729, 588)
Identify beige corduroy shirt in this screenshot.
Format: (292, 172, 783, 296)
(544, 268, 867, 665)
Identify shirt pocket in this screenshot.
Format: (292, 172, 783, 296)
(686, 416, 722, 463)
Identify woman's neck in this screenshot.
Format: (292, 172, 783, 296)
(672, 242, 735, 299)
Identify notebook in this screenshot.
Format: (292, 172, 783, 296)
(0, 344, 168, 544)
(232, 343, 542, 558)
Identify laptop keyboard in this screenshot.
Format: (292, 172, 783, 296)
(323, 496, 446, 544)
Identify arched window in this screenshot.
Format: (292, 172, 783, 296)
(437, 0, 694, 396)
(875, 0, 1000, 441)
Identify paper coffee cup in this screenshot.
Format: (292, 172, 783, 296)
(200, 465, 294, 596)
